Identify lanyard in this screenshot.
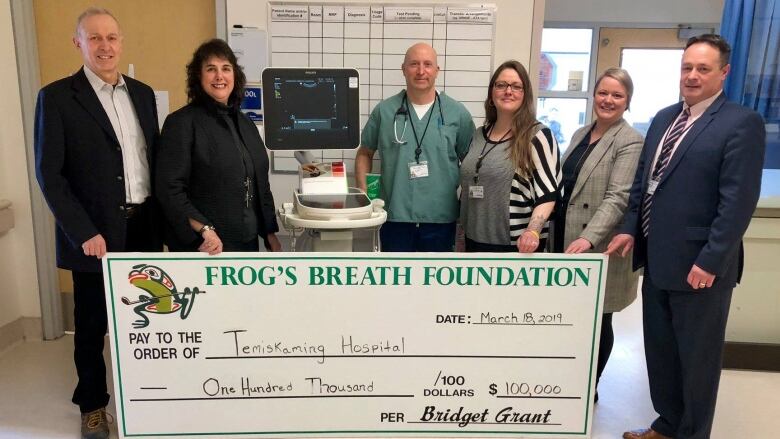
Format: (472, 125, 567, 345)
(474, 125, 511, 183)
(407, 96, 437, 164)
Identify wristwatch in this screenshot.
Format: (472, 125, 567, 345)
(198, 224, 216, 235)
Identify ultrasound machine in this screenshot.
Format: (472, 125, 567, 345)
(262, 68, 386, 252)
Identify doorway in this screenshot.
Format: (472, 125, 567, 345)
(595, 28, 686, 136)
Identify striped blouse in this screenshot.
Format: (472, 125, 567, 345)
(509, 126, 562, 242)
(460, 125, 562, 246)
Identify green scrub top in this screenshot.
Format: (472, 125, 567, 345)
(361, 90, 475, 223)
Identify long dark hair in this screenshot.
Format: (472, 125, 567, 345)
(484, 60, 537, 177)
(186, 39, 246, 109)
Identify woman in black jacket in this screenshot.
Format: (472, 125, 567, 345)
(156, 39, 281, 253)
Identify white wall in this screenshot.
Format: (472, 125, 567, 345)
(226, 0, 543, 208)
(0, 1, 41, 326)
(545, 0, 724, 25)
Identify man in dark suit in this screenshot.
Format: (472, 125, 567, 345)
(607, 34, 765, 439)
(34, 8, 161, 439)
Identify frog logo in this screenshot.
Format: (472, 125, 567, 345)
(122, 264, 205, 329)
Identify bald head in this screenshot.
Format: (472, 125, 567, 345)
(403, 42, 438, 66)
(402, 42, 439, 100)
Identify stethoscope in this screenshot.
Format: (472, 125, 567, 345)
(393, 91, 445, 146)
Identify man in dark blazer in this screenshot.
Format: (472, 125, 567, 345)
(607, 34, 765, 439)
(34, 8, 161, 439)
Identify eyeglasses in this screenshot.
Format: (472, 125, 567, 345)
(494, 82, 524, 93)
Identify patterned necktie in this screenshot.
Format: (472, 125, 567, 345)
(641, 108, 691, 237)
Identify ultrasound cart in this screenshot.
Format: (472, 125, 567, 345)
(278, 189, 386, 252)
(263, 67, 387, 252)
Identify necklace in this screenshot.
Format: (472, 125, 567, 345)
(568, 126, 600, 177)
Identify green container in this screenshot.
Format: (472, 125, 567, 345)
(366, 173, 381, 200)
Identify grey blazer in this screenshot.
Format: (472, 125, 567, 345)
(552, 118, 643, 313)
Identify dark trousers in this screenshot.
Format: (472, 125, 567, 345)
(642, 269, 733, 439)
(464, 236, 517, 252)
(380, 221, 456, 252)
(71, 201, 157, 413)
(595, 313, 614, 388)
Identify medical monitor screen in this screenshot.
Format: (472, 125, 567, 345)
(262, 68, 360, 150)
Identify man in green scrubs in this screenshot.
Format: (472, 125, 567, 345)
(355, 42, 475, 251)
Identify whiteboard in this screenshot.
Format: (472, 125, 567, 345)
(267, 3, 496, 173)
(229, 27, 268, 83)
(104, 252, 605, 438)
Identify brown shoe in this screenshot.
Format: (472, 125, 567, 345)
(622, 428, 672, 439)
(81, 407, 112, 439)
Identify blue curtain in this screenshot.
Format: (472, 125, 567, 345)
(721, 0, 779, 120)
(721, 0, 780, 168)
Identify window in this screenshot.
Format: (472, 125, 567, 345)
(537, 97, 588, 151)
(539, 28, 593, 92)
(620, 48, 684, 136)
(538, 27, 595, 152)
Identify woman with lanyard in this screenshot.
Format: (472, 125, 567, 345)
(156, 39, 281, 254)
(550, 67, 643, 402)
(459, 60, 562, 253)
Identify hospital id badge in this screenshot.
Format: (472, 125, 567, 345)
(647, 179, 659, 195)
(469, 185, 484, 199)
(409, 161, 429, 179)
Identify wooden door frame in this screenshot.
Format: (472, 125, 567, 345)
(596, 27, 686, 75)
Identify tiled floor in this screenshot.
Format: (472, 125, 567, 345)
(0, 292, 778, 438)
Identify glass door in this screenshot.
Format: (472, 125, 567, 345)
(595, 28, 686, 136)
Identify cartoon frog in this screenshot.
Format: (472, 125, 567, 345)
(125, 264, 201, 329)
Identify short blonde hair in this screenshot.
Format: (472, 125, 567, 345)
(75, 7, 120, 37)
(594, 67, 634, 110)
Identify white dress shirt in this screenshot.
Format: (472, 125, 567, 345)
(83, 65, 151, 204)
(649, 90, 723, 172)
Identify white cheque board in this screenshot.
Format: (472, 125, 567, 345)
(103, 252, 606, 438)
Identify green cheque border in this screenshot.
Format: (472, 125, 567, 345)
(106, 254, 605, 438)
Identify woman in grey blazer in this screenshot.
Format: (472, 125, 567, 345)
(550, 68, 643, 401)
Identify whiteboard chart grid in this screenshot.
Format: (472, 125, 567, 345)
(268, 3, 496, 173)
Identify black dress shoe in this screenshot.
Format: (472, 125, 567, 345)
(622, 428, 671, 439)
